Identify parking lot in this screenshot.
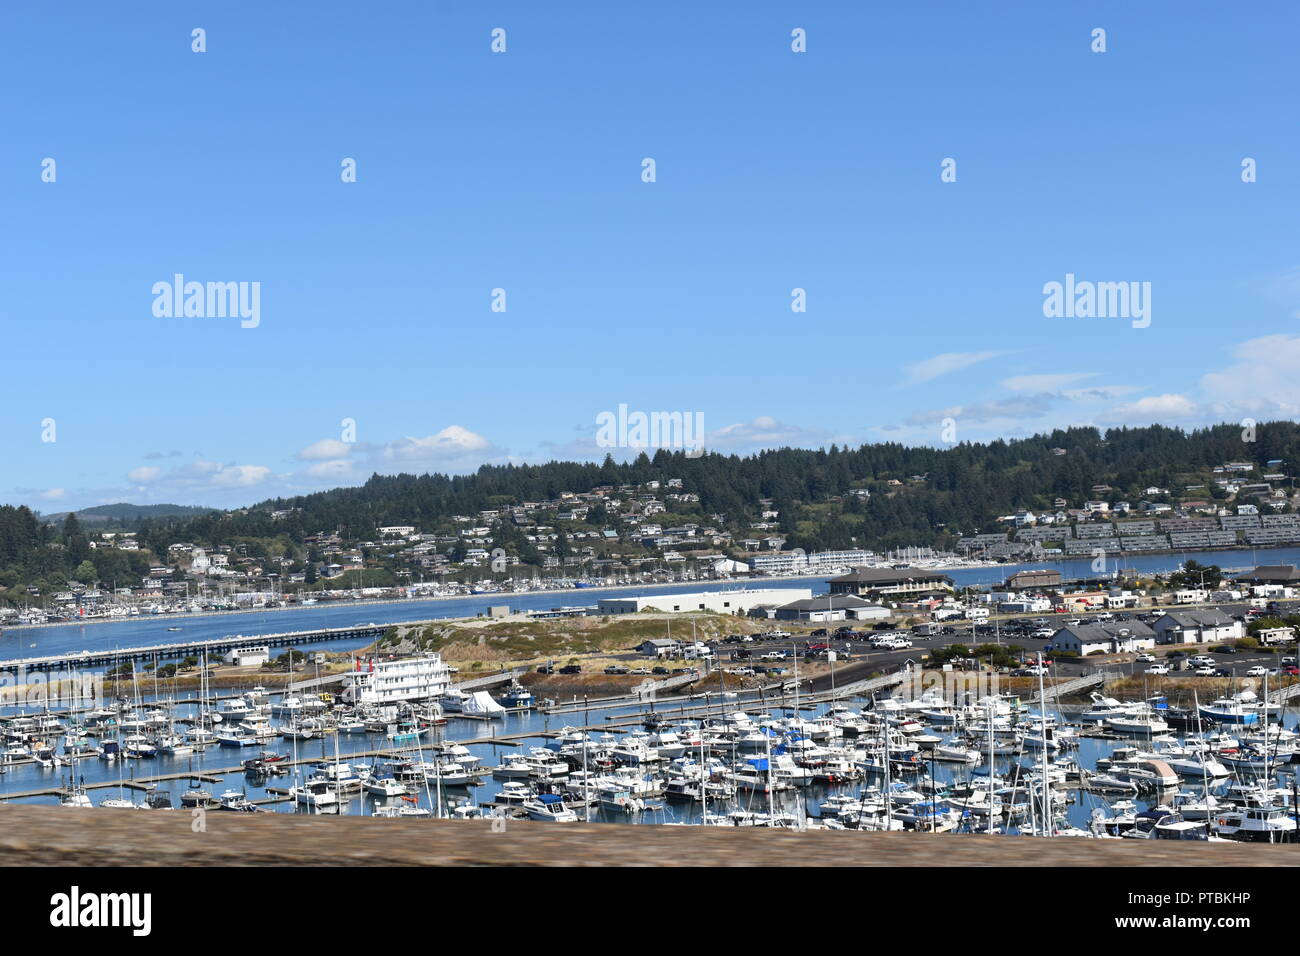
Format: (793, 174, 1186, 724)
(697, 598, 1300, 685)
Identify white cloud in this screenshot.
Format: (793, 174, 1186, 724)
(382, 425, 491, 462)
(903, 351, 1004, 385)
(1104, 393, 1201, 422)
(297, 439, 354, 461)
(41, 488, 66, 501)
(1199, 334, 1300, 418)
(127, 466, 160, 484)
(209, 464, 271, 487)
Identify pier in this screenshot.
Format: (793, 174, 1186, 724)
(0, 623, 391, 674)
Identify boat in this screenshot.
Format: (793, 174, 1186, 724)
(215, 727, 263, 747)
(179, 789, 214, 808)
(495, 681, 534, 709)
(364, 776, 409, 798)
(1105, 712, 1169, 736)
(217, 789, 263, 812)
(463, 691, 507, 719)
(1214, 805, 1299, 843)
(60, 781, 92, 808)
(522, 793, 579, 822)
(1199, 690, 1265, 725)
(373, 805, 432, 818)
(290, 780, 340, 809)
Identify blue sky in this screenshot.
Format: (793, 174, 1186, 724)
(3, 1, 1300, 511)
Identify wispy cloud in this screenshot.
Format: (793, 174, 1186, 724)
(903, 393, 1058, 427)
(1000, 372, 1095, 392)
(902, 350, 1005, 385)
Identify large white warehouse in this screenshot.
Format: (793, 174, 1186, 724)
(598, 587, 812, 616)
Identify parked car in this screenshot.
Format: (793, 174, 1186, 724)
(1135, 653, 1156, 663)
(1146, 664, 1170, 675)
(558, 664, 582, 675)
(651, 666, 670, 675)
(1246, 666, 1269, 677)
(1193, 666, 1216, 676)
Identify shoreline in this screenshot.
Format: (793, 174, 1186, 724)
(0, 540, 1276, 637)
(3, 575, 837, 635)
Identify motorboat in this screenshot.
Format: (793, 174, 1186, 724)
(364, 776, 408, 798)
(290, 780, 340, 809)
(1199, 689, 1277, 725)
(1214, 805, 1299, 843)
(523, 793, 578, 822)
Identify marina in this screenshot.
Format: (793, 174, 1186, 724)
(3, 646, 1299, 844)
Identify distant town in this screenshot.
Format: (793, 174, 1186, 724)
(4, 431, 1300, 626)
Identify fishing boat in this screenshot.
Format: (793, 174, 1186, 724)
(218, 789, 263, 812)
(1199, 690, 1264, 725)
(1214, 805, 1299, 842)
(495, 681, 534, 709)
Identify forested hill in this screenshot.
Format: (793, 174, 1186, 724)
(126, 422, 1300, 550)
(40, 503, 216, 526)
(1, 422, 1295, 599)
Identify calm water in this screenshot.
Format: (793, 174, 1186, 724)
(4, 544, 1297, 665)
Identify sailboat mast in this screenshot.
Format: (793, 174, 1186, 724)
(1037, 652, 1051, 837)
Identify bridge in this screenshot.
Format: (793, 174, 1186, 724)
(0, 624, 390, 674)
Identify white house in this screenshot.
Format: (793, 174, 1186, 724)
(1052, 622, 1155, 656)
(1152, 610, 1244, 646)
